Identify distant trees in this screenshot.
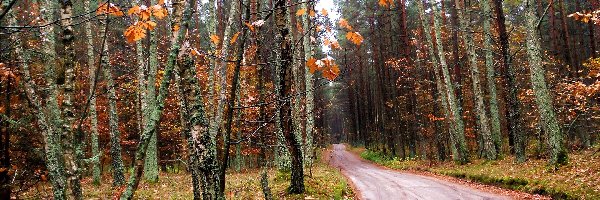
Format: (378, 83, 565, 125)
(338, 0, 598, 167)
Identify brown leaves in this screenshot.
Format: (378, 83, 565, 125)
(307, 58, 320, 73)
(0, 63, 18, 83)
(97, 3, 124, 17)
(320, 8, 329, 16)
(346, 32, 364, 45)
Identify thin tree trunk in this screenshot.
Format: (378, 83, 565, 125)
(83, 0, 101, 186)
(483, 0, 503, 154)
(98, 11, 126, 186)
(120, 0, 192, 198)
(143, 0, 160, 183)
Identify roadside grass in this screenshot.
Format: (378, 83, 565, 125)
(21, 148, 353, 199)
(351, 146, 600, 200)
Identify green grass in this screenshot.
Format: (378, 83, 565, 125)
(352, 146, 600, 200)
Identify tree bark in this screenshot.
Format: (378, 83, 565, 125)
(524, 0, 568, 166)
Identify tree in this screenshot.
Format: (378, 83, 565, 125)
(524, 0, 568, 166)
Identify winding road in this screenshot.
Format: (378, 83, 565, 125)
(329, 144, 509, 200)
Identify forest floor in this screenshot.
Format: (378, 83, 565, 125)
(350, 145, 600, 199)
(20, 148, 353, 199)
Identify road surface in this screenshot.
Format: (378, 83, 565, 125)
(329, 144, 509, 200)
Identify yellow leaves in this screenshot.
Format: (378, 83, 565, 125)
(346, 32, 364, 45)
(378, 0, 395, 8)
(339, 18, 353, 31)
(296, 8, 307, 16)
(210, 34, 220, 45)
(230, 32, 240, 45)
(124, 24, 146, 43)
(321, 8, 328, 16)
(309, 10, 316, 17)
(97, 3, 124, 17)
(307, 57, 340, 81)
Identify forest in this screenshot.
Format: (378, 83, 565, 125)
(0, 0, 599, 199)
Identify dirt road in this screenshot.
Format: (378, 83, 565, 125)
(329, 144, 509, 200)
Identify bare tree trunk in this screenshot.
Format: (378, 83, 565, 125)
(275, 0, 304, 193)
(524, 0, 568, 166)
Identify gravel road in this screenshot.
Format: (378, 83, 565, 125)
(329, 144, 509, 200)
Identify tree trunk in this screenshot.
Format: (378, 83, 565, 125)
(461, 0, 497, 160)
(143, 0, 160, 183)
(275, 0, 304, 193)
(120, 0, 192, 198)
(524, 0, 568, 166)
(432, 0, 470, 164)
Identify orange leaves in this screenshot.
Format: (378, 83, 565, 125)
(306, 58, 320, 73)
(123, 4, 169, 43)
(151, 5, 168, 19)
(210, 34, 220, 45)
(230, 32, 241, 45)
(568, 11, 596, 24)
(97, 3, 123, 17)
(306, 58, 340, 81)
(346, 32, 364, 45)
(296, 8, 307, 16)
(378, 0, 395, 8)
(124, 24, 146, 43)
(320, 8, 329, 16)
(339, 18, 353, 31)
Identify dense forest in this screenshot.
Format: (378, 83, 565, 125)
(0, 0, 599, 199)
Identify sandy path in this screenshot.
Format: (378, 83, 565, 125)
(328, 144, 510, 200)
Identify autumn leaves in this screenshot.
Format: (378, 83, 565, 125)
(296, 7, 363, 81)
(96, 1, 363, 82)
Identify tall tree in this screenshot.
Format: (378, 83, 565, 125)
(274, 0, 304, 193)
(524, 0, 568, 166)
(83, 0, 101, 186)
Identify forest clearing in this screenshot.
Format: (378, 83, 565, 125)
(1, 0, 599, 199)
